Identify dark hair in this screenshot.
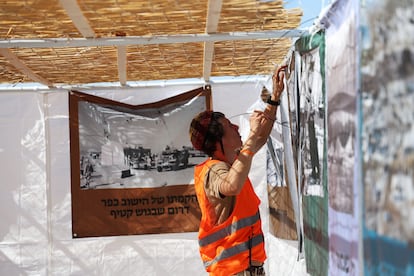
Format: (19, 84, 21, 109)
(202, 111, 225, 156)
(189, 111, 225, 157)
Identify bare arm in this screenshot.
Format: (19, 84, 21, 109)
(218, 65, 286, 196)
(218, 112, 260, 196)
(243, 65, 286, 153)
(250, 65, 287, 148)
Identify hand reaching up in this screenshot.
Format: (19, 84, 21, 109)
(272, 65, 287, 101)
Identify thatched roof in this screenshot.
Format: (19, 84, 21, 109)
(0, 0, 303, 88)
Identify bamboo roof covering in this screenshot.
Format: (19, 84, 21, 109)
(0, 0, 303, 88)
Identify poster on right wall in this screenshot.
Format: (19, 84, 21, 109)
(325, 0, 360, 275)
(295, 29, 329, 276)
(361, 0, 414, 275)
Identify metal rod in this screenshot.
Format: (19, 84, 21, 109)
(0, 29, 307, 48)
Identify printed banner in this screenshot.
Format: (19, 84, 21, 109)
(69, 87, 211, 238)
(267, 53, 302, 242)
(295, 30, 329, 276)
(361, 0, 414, 274)
(324, 0, 360, 275)
(266, 121, 298, 240)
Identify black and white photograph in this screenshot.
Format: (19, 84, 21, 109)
(298, 47, 325, 197)
(327, 19, 357, 214)
(77, 93, 208, 190)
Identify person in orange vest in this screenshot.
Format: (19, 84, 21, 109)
(189, 66, 286, 276)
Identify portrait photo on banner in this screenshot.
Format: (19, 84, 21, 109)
(69, 86, 211, 238)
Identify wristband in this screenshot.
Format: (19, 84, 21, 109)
(240, 149, 255, 157)
(266, 96, 280, 106)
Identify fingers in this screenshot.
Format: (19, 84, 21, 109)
(273, 65, 287, 82)
(251, 110, 268, 124)
(277, 65, 287, 74)
(252, 110, 265, 117)
(250, 111, 262, 122)
(272, 65, 286, 95)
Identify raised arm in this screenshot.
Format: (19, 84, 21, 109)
(218, 65, 286, 196)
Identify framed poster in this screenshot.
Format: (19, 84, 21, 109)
(69, 86, 211, 238)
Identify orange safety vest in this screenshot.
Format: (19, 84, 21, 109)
(194, 159, 266, 276)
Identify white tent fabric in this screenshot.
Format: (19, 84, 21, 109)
(0, 81, 307, 275)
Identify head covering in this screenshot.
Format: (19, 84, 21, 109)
(189, 110, 214, 150)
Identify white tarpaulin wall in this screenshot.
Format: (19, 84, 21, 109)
(0, 82, 307, 275)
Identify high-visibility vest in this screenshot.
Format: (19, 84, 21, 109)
(194, 159, 266, 276)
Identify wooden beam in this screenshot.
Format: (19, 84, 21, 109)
(206, 0, 223, 32)
(203, 0, 223, 82)
(59, 0, 95, 38)
(203, 43, 214, 82)
(0, 49, 54, 87)
(117, 46, 127, 86)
